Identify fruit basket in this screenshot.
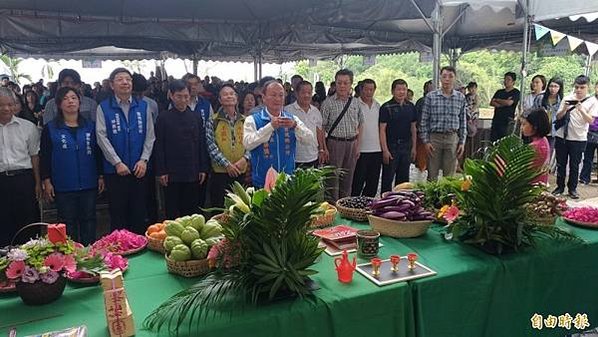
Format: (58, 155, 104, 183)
(310, 202, 337, 228)
(165, 255, 210, 278)
(525, 192, 567, 226)
(336, 196, 374, 222)
(145, 223, 167, 253)
(368, 215, 432, 238)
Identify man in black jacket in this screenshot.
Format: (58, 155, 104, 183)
(154, 80, 209, 218)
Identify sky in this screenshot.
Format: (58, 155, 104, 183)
(1, 58, 296, 85)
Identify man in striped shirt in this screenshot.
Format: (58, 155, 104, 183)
(420, 66, 467, 181)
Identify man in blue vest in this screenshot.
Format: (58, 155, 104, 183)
(243, 80, 315, 188)
(96, 68, 156, 234)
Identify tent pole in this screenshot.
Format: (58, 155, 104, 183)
(253, 55, 258, 82)
(432, 3, 442, 88)
(258, 49, 263, 79)
(585, 55, 592, 76)
(518, 0, 530, 121)
(192, 54, 198, 76)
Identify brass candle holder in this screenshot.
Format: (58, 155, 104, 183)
(407, 253, 418, 271)
(390, 255, 400, 273)
(370, 257, 382, 277)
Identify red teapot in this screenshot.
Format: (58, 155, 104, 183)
(334, 250, 356, 283)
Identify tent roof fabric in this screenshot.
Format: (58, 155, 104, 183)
(0, 0, 596, 62)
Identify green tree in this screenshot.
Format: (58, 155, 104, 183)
(0, 54, 32, 85)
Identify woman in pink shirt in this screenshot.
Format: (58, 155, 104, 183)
(521, 108, 551, 184)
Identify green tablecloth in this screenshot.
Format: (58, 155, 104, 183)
(344, 218, 598, 337)
(1, 217, 597, 337)
(0, 243, 414, 337)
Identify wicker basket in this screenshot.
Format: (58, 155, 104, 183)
(165, 255, 211, 278)
(310, 206, 337, 228)
(16, 276, 67, 305)
(368, 214, 432, 238)
(145, 231, 165, 254)
(534, 214, 557, 226)
(336, 198, 370, 222)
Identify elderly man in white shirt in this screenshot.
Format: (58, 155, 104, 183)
(0, 87, 41, 246)
(284, 80, 327, 169)
(243, 81, 314, 188)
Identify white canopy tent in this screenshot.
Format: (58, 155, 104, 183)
(0, 0, 597, 82)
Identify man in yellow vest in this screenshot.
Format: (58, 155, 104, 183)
(205, 84, 250, 207)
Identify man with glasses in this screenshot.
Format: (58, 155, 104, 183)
(96, 68, 156, 233)
(553, 75, 598, 199)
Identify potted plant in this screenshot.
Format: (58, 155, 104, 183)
(145, 168, 332, 334)
(445, 136, 580, 254)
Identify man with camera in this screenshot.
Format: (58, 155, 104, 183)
(553, 75, 598, 199)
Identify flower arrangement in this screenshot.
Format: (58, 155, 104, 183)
(0, 224, 125, 285)
(442, 136, 580, 254)
(1, 235, 77, 285)
(145, 167, 333, 335)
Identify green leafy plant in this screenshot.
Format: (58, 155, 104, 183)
(416, 176, 463, 210)
(448, 136, 581, 254)
(144, 168, 332, 335)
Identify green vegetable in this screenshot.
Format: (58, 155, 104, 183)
(169, 244, 192, 262)
(189, 214, 205, 232)
(163, 236, 184, 253)
(200, 221, 222, 239)
(181, 227, 200, 245)
(204, 237, 221, 248)
(164, 220, 185, 237)
(177, 215, 193, 227)
(190, 239, 209, 259)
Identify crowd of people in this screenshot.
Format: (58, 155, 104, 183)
(1, 65, 597, 247)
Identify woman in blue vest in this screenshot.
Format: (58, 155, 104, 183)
(40, 87, 104, 245)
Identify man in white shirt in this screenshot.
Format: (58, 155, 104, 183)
(0, 87, 41, 246)
(243, 81, 314, 188)
(284, 80, 326, 169)
(553, 75, 598, 199)
(351, 79, 382, 197)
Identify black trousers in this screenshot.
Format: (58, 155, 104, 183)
(210, 173, 244, 209)
(381, 144, 411, 193)
(164, 181, 201, 219)
(105, 174, 147, 234)
(555, 137, 586, 192)
(0, 172, 40, 247)
(351, 152, 382, 197)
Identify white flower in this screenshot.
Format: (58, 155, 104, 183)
(7, 248, 28, 261)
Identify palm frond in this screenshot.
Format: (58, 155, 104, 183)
(449, 136, 579, 252)
(145, 168, 331, 335)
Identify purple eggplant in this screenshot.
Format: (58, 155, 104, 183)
(370, 197, 401, 209)
(378, 211, 406, 220)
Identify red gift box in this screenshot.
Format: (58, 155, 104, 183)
(48, 224, 68, 244)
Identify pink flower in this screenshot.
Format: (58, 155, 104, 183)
(63, 254, 77, 273)
(6, 260, 26, 279)
(103, 253, 128, 271)
(264, 167, 278, 192)
(44, 253, 65, 272)
(443, 205, 460, 224)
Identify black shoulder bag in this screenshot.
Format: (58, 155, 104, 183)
(325, 97, 353, 140)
